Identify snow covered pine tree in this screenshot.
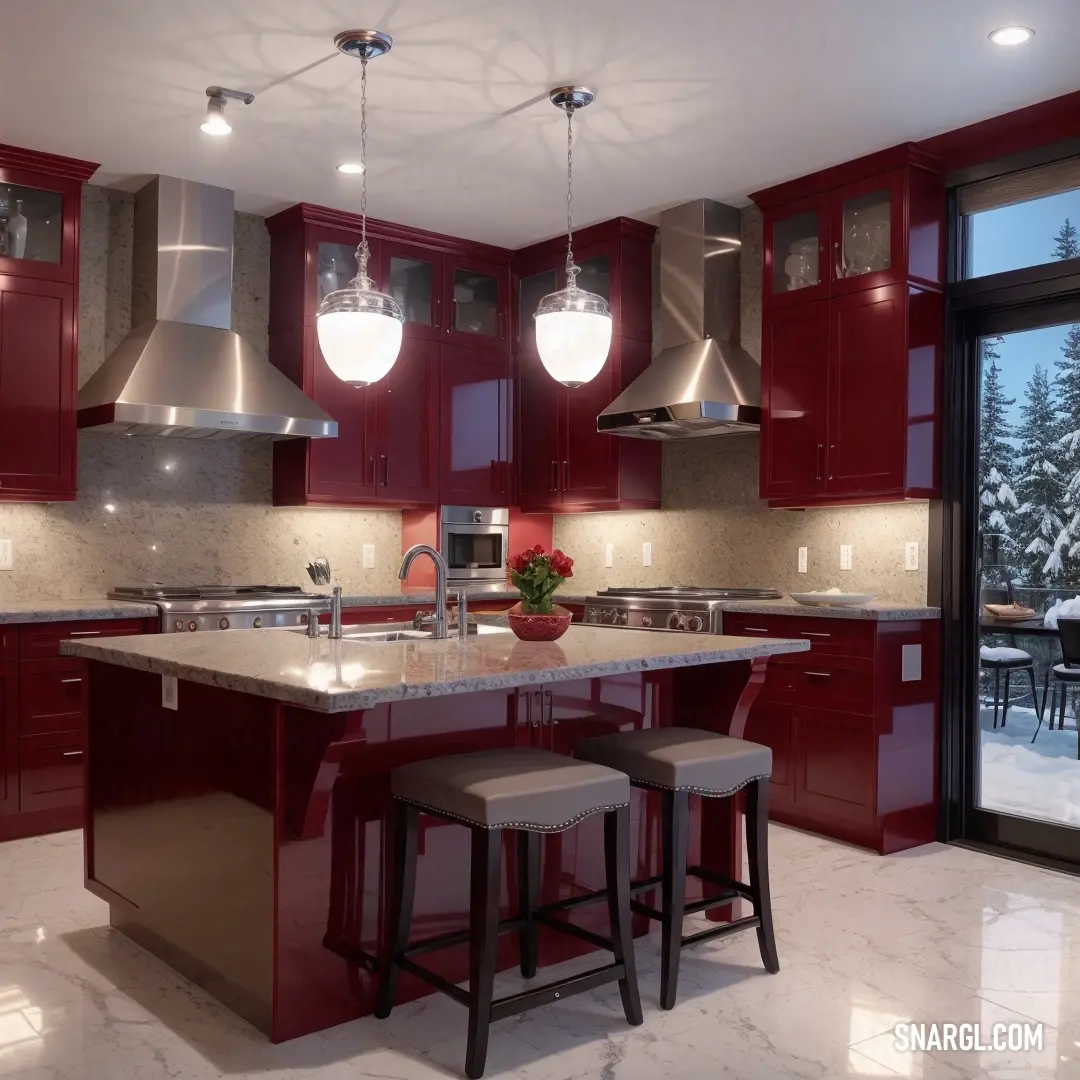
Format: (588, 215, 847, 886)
(1051, 218, 1080, 583)
(978, 338, 1018, 587)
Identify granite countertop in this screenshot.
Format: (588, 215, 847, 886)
(62, 623, 809, 713)
(719, 599, 941, 621)
(0, 599, 160, 625)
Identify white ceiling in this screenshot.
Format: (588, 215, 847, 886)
(4, 0, 1079, 248)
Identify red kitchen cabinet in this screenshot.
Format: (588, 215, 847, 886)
(268, 205, 512, 509)
(19, 731, 84, 815)
(752, 144, 945, 507)
(794, 706, 875, 824)
(439, 344, 510, 506)
(515, 350, 563, 508)
(759, 299, 829, 501)
(0, 144, 97, 503)
(0, 664, 17, 818)
(742, 698, 795, 814)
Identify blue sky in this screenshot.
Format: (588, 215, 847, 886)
(974, 188, 1080, 428)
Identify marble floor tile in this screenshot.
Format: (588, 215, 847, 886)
(0, 824, 1078, 1078)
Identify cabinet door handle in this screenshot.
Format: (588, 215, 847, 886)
(828, 444, 835, 481)
(532, 689, 543, 728)
(804, 670, 832, 678)
(742, 626, 771, 633)
(801, 631, 831, 638)
(834, 239, 843, 279)
(434, 296, 441, 330)
(62, 750, 84, 758)
(562, 461, 569, 490)
(816, 444, 823, 481)
(550, 460, 558, 492)
(60, 677, 83, 684)
(68, 631, 100, 637)
(544, 689, 553, 725)
(380, 454, 388, 487)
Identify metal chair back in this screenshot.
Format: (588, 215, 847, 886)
(1056, 617, 1080, 668)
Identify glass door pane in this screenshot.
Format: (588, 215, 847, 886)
(453, 267, 499, 336)
(772, 211, 821, 294)
(0, 183, 63, 264)
(839, 188, 891, 280)
(976, 319, 1080, 830)
(317, 243, 358, 304)
(388, 254, 433, 327)
(576, 254, 610, 302)
(518, 269, 556, 347)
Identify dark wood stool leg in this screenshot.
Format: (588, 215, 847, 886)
(375, 802, 420, 1018)
(604, 805, 643, 1026)
(1002, 669, 1011, 727)
(660, 789, 689, 1010)
(465, 827, 502, 1080)
(992, 668, 1001, 728)
(516, 830, 540, 978)
(746, 778, 780, 973)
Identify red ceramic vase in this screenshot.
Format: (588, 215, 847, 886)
(506, 602, 572, 642)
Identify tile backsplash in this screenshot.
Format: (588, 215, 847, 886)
(552, 205, 931, 606)
(0, 184, 401, 601)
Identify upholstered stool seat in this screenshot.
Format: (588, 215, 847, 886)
(575, 727, 778, 1010)
(376, 747, 642, 1079)
(979, 644, 1041, 731)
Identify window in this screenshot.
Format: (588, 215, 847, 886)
(960, 157, 1080, 280)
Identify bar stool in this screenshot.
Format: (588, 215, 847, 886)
(574, 727, 778, 1010)
(375, 747, 643, 1079)
(979, 645, 1040, 729)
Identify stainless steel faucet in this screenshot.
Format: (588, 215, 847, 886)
(398, 544, 449, 639)
(306, 586, 343, 640)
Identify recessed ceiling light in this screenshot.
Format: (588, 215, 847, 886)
(989, 25, 1033, 46)
(336, 162, 365, 175)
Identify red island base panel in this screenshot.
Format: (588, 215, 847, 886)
(83, 660, 762, 1042)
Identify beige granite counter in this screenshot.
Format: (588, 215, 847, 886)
(719, 600, 940, 621)
(62, 624, 809, 713)
(0, 599, 159, 625)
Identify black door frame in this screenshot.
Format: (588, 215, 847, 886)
(937, 258, 1080, 866)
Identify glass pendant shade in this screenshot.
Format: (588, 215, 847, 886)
(534, 283, 612, 387)
(316, 274, 404, 386)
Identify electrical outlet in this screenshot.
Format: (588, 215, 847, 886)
(798, 546, 808, 574)
(604, 543, 614, 568)
(839, 544, 853, 571)
(0, 539, 11, 571)
(161, 675, 178, 711)
(362, 543, 375, 569)
(905, 541, 920, 571)
(642, 542, 652, 567)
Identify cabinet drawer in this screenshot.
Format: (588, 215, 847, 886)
(20, 619, 150, 660)
(723, 612, 875, 657)
(761, 654, 874, 714)
(0, 628, 15, 663)
(19, 659, 87, 735)
(19, 731, 84, 814)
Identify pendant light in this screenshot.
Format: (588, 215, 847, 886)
(534, 86, 612, 388)
(316, 30, 404, 387)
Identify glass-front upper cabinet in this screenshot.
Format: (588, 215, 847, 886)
(764, 196, 829, 308)
(449, 258, 506, 343)
(0, 183, 63, 265)
(316, 242, 360, 304)
(827, 169, 907, 296)
(380, 241, 440, 339)
(517, 268, 557, 350)
(838, 187, 891, 280)
(576, 253, 611, 303)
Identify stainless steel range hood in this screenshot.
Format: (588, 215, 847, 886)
(77, 177, 337, 441)
(598, 199, 760, 439)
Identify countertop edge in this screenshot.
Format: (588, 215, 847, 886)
(0, 600, 160, 624)
(62, 635, 810, 713)
(719, 601, 941, 621)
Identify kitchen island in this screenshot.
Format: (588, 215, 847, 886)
(63, 623, 808, 1041)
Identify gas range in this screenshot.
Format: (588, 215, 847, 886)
(109, 585, 329, 633)
(584, 586, 782, 633)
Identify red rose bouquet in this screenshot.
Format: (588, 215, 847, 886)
(507, 545, 574, 615)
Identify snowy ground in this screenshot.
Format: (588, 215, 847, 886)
(979, 698, 1080, 827)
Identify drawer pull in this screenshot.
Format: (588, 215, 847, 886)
(68, 630, 101, 637)
(805, 670, 832, 678)
(800, 631, 831, 638)
(742, 627, 771, 633)
(62, 750, 84, 758)
(60, 677, 83, 684)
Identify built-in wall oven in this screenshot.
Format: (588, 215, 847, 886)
(439, 507, 509, 588)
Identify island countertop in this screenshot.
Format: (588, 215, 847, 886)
(62, 624, 809, 713)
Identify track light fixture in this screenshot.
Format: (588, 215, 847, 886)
(201, 86, 255, 136)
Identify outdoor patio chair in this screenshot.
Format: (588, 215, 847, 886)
(1039, 616, 1080, 747)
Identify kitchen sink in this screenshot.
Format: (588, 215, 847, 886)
(289, 623, 510, 642)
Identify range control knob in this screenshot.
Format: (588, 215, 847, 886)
(218, 617, 230, 630)
(668, 612, 683, 630)
(586, 608, 598, 623)
(174, 619, 184, 633)
(640, 615, 652, 628)
(615, 610, 629, 626)
(253, 616, 263, 629)
(187, 620, 198, 632)
(687, 615, 704, 632)
(602, 608, 616, 625)
(472, 509, 483, 523)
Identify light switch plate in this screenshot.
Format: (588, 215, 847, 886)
(604, 543, 614, 568)
(901, 644, 922, 682)
(642, 542, 652, 567)
(0, 539, 11, 571)
(362, 544, 375, 569)
(905, 541, 920, 571)
(798, 546, 808, 574)
(161, 674, 178, 710)
(839, 544, 853, 571)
